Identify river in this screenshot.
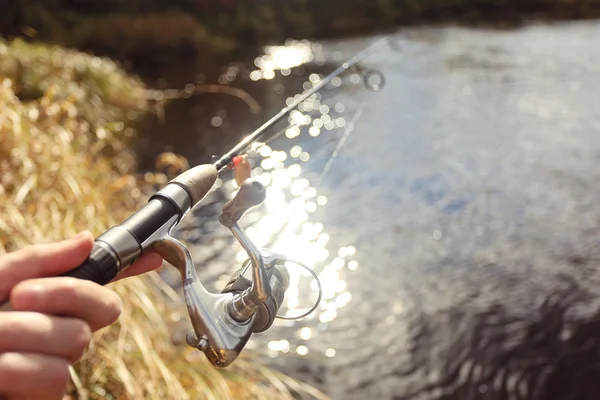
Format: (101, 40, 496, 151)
(134, 20, 600, 399)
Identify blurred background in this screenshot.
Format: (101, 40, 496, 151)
(2, 1, 600, 399)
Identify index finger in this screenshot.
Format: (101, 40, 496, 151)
(0, 232, 93, 302)
(10, 277, 122, 331)
(110, 251, 164, 283)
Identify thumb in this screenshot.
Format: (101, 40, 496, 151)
(0, 232, 94, 302)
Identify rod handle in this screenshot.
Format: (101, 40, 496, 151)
(169, 164, 218, 207)
(61, 242, 120, 286)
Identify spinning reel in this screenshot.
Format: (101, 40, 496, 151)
(147, 168, 318, 367)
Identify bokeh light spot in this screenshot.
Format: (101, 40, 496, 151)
(290, 146, 302, 158)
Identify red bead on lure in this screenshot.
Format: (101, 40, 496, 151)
(228, 155, 252, 187)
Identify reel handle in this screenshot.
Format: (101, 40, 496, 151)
(219, 179, 266, 228)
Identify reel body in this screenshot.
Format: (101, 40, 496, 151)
(147, 175, 305, 367)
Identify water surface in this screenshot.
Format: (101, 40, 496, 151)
(139, 21, 600, 399)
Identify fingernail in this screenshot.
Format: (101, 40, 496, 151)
(71, 231, 91, 241)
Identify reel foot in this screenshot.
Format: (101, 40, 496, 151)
(186, 332, 208, 351)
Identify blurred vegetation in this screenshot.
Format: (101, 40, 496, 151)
(1, 0, 599, 73)
(0, 38, 328, 400)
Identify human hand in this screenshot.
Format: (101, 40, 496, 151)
(0, 231, 163, 400)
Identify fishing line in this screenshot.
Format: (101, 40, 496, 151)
(314, 102, 366, 189)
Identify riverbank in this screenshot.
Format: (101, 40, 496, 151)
(2, 1, 600, 76)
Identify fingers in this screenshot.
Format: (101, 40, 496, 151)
(10, 277, 122, 332)
(0, 232, 94, 302)
(0, 230, 163, 295)
(112, 251, 164, 282)
(0, 353, 70, 400)
(0, 313, 90, 363)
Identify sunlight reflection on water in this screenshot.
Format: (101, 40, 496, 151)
(240, 46, 369, 358)
(237, 139, 359, 359)
(177, 38, 368, 361)
(251, 40, 316, 81)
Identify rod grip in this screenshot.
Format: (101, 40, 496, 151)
(61, 242, 120, 286)
(169, 164, 218, 207)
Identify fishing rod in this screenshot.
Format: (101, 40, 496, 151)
(213, 37, 391, 171)
(2, 37, 396, 368)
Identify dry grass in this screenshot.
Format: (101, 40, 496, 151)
(0, 38, 328, 400)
